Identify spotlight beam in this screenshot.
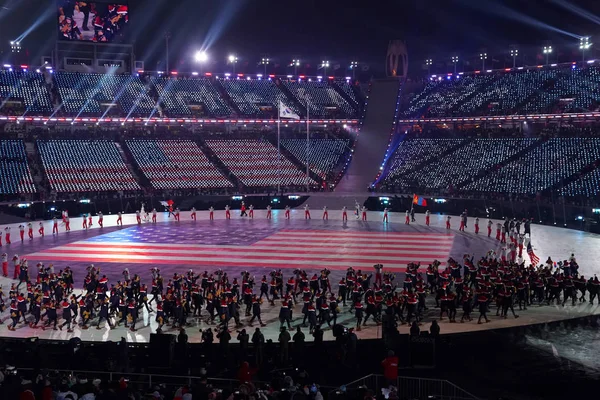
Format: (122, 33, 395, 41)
(550, 0, 600, 27)
(459, 0, 581, 39)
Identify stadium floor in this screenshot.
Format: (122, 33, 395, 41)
(0, 209, 599, 343)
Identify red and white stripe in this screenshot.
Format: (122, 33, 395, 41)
(24, 230, 454, 270)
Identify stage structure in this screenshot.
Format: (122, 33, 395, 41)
(386, 40, 408, 79)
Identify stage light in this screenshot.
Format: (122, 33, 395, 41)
(228, 54, 237, 63)
(195, 51, 208, 63)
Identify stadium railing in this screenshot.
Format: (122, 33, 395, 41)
(335, 374, 480, 400)
(15, 368, 262, 391)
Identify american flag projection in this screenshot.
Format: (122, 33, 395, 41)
(24, 229, 454, 270)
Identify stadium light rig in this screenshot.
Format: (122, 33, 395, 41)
(194, 51, 208, 63)
(228, 54, 238, 75)
(479, 52, 487, 70)
(543, 45, 553, 65)
(451, 56, 459, 74)
(425, 58, 433, 74)
(350, 61, 358, 78)
(10, 41, 21, 53)
(580, 37, 592, 62)
(321, 60, 330, 76)
(510, 47, 518, 68)
(261, 57, 270, 75)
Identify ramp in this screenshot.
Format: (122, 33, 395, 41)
(336, 78, 402, 193)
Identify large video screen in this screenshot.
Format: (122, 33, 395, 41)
(58, 1, 129, 42)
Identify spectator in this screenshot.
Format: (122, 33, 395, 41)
(430, 320, 441, 337)
(237, 361, 257, 383)
(410, 321, 420, 337)
(278, 326, 291, 364)
(381, 350, 399, 385)
(252, 328, 265, 365)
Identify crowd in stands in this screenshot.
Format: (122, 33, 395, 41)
(283, 80, 358, 118)
(54, 72, 156, 116)
(0, 125, 354, 199)
(401, 65, 600, 118)
(281, 138, 351, 180)
(464, 138, 600, 195)
(127, 139, 233, 189)
(152, 77, 233, 117)
(378, 127, 600, 201)
(0, 70, 363, 120)
(0, 71, 53, 114)
(206, 139, 317, 187)
(0, 140, 36, 195)
(37, 140, 140, 193)
(220, 79, 290, 118)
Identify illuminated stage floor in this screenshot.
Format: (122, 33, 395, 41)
(1, 209, 599, 343)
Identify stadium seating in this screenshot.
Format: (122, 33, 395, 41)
(126, 139, 233, 189)
(401, 74, 496, 118)
(205, 139, 317, 187)
(334, 80, 362, 107)
(384, 138, 537, 190)
(280, 138, 351, 179)
(219, 78, 290, 117)
(0, 140, 36, 194)
(383, 138, 465, 183)
(283, 80, 358, 118)
(456, 70, 558, 116)
(152, 77, 232, 117)
(401, 66, 600, 118)
(54, 72, 156, 116)
(37, 140, 140, 192)
(464, 138, 600, 194)
(0, 70, 53, 113)
(561, 168, 600, 197)
(520, 67, 600, 114)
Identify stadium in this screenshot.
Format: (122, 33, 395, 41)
(1, 0, 600, 399)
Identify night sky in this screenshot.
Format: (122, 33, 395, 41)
(2, 0, 600, 76)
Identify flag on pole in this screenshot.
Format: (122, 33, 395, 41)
(412, 194, 427, 207)
(279, 101, 300, 120)
(527, 243, 540, 265)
